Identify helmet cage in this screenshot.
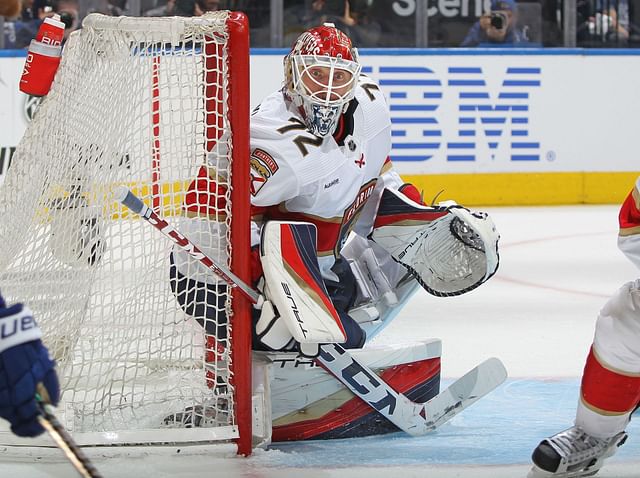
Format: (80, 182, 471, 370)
(287, 53, 361, 136)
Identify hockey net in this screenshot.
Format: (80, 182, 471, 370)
(0, 12, 252, 454)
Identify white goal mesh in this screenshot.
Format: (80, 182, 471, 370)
(0, 12, 252, 450)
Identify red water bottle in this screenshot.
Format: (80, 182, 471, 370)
(20, 14, 66, 97)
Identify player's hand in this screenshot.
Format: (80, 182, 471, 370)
(0, 296, 60, 437)
(479, 14, 507, 41)
(254, 279, 296, 351)
(255, 299, 296, 351)
(479, 14, 492, 31)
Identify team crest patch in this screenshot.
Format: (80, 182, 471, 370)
(249, 148, 278, 196)
(251, 148, 279, 175)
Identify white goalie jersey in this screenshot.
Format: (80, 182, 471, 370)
(247, 75, 404, 278)
(174, 75, 406, 284)
(173, 73, 499, 323)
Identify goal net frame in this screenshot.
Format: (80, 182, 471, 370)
(0, 11, 253, 455)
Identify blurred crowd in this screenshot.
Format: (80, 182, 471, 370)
(3, 0, 80, 48)
(1, 0, 639, 49)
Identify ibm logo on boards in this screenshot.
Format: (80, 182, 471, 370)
(362, 65, 541, 162)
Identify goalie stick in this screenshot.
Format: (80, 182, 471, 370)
(115, 187, 507, 437)
(115, 187, 259, 304)
(36, 384, 103, 478)
(316, 345, 507, 436)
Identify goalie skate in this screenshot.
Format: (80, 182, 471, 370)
(162, 397, 230, 428)
(529, 426, 628, 478)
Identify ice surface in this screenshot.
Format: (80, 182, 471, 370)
(2, 205, 639, 477)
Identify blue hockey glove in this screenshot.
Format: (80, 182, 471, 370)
(0, 292, 59, 437)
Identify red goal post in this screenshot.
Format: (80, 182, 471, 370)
(0, 12, 253, 455)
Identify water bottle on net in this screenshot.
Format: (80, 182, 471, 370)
(20, 14, 66, 97)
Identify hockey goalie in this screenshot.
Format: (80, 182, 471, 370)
(168, 23, 503, 441)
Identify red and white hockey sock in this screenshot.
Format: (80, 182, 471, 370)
(576, 346, 640, 438)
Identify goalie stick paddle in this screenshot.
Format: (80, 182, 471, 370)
(36, 384, 103, 478)
(115, 187, 507, 436)
(316, 344, 507, 436)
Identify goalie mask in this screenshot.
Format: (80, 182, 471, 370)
(284, 23, 361, 137)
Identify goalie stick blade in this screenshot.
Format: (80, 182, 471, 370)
(316, 344, 507, 437)
(421, 357, 507, 431)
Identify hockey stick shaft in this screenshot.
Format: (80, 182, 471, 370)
(115, 187, 259, 304)
(36, 384, 103, 478)
(115, 187, 506, 436)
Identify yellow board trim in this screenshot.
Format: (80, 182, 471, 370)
(37, 172, 640, 224)
(38, 180, 191, 223)
(401, 172, 640, 206)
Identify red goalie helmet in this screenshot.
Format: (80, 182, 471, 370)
(284, 23, 361, 137)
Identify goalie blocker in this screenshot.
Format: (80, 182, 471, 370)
(255, 221, 366, 352)
(370, 188, 500, 297)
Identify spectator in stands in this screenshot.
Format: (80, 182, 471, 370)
(461, 0, 526, 47)
(587, 0, 630, 44)
(303, 0, 380, 47)
(195, 0, 220, 15)
(54, 0, 79, 41)
(347, 0, 381, 47)
(144, 0, 175, 17)
(103, 0, 127, 16)
(2, 0, 82, 50)
(143, 0, 212, 17)
(0, 0, 21, 18)
(305, 0, 355, 32)
(19, 0, 38, 20)
(3, 0, 48, 48)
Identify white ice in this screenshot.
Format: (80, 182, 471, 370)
(1, 205, 639, 477)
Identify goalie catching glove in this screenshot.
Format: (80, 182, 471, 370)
(370, 188, 499, 297)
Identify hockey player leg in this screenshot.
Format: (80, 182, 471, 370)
(370, 188, 499, 297)
(169, 253, 230, 390)
(134, 198, 504, 435)
(252, 281, 297, 352)
(530, 279, 640, 478)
